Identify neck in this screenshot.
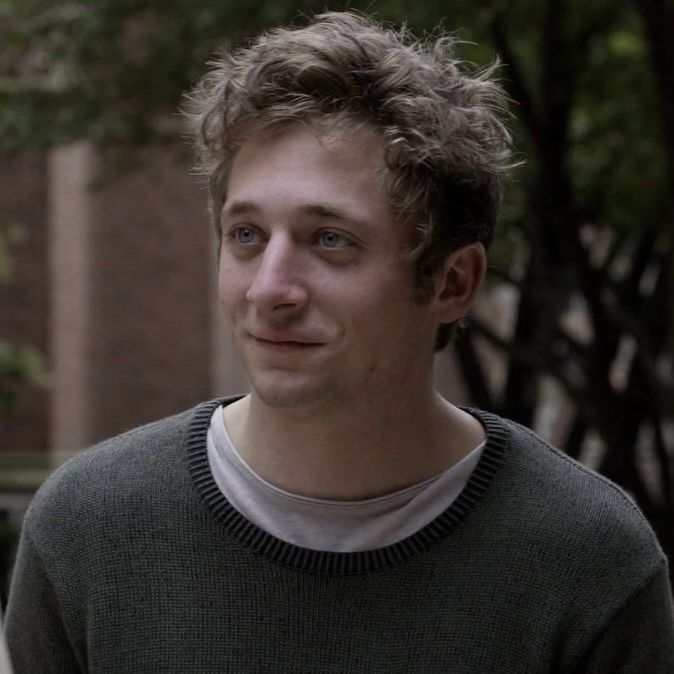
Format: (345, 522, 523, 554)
(223, 388, 485, 500)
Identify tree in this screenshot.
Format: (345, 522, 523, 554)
(446, 0, 674, 560)
(0, 0, 324, 150)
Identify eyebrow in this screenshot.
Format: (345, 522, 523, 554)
(221, 200, 374, 231)
(220, 201, 261, 219)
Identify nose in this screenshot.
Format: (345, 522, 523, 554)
(246, 235, 309, 317)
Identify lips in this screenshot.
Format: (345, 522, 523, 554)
(248, 332, 326, 351)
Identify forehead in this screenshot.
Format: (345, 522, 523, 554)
(224, 123, 396, 229)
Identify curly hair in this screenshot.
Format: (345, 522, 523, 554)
(186, 11, 514, 348)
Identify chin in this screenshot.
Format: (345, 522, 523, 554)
(248, 372, 340, 410)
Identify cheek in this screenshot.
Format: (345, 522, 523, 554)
(349, 268, 416, 316)
(217, 261, 249, 306)
(337, 279, 418, 337)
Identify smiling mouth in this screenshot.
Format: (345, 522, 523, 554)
(252, 337, 324, 351)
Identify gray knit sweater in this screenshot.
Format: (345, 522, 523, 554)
(5, 399, 674, 673)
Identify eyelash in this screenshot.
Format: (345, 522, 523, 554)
(314, 230, 351, 249)
(229, 226, 261, 245)
(226, 226, 355, 250)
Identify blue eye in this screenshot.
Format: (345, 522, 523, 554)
(319, 231, 349, 248)
(233, 227, 258, 244)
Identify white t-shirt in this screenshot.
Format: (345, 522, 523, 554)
(207, 406, 484, 552)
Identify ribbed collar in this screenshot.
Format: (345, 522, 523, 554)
(187, 397, 510, 575)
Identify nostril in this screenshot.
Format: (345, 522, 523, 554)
(246, 274, 308, 313)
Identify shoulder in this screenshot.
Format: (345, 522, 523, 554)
(477, 410, 667, 584)
(22, 400, 220, 541)
(476, 413, 673, 662)
(501, 416, 657, 535)
(465, 410, 672, 658)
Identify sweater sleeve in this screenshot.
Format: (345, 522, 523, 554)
(4, 528, 82, 674)
(576, 562, 674, 673)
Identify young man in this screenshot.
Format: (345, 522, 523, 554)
(5, 12, 674, 672)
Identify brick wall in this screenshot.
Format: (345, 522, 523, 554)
(0, 151, 49, 454)
(86, 143, 214, 445)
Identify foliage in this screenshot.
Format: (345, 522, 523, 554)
(0, 0, 350, 149)
(0, 340, 46, 415)
(0, 0, 545, 147)
(0, 221, 26, 283)
(0, 221, 46, 415)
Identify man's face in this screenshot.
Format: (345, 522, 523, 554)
(218, 124, 438, 414)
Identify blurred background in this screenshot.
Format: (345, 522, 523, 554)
(1, 0, 673, 605)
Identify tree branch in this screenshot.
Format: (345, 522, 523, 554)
(564, 412, 588, 460)
(652, 412, 673, 509)
(470, 316, 581, 397)
(478, 1, 542, 148)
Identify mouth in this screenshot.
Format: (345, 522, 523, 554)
(250, 335, 325, 352)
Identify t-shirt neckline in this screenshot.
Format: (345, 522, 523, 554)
(187, 397, 510, 575)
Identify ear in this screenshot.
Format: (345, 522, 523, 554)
(431, 243, 486, 324)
